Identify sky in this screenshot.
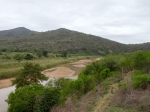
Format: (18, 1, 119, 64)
(0, 0, 150, 44)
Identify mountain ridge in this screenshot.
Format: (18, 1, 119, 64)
(0, 27, 36, 37)
(0, 27, 149, 54)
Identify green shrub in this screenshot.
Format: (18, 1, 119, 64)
(132, 74, 150, 89)
(13, 54, 24, 62)
(24, 54, 34, 60)
(6, 84, 60, 112)
(100, 68, 111, 79)
(118, 82, 127, 88)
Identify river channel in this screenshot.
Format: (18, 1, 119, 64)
(0, 59, 93, 112)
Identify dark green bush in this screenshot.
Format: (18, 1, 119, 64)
(132, 74, 150, 89)
(24, 54, 34, 60)
(6, 84, 60, 112)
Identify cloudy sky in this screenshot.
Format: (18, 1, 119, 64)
(0, 0, 150, 44)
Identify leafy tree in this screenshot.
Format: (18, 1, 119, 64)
(133, 51, 147, 69)
(12, 63, 48, 88)
(102, 55, 119, 71)
(36, 51, 42, 58)
(43, 51, 48, 57)
(100, 68, 111, 79)
(119, 56, 134, 73)
(13, 54, 24, 62)
(61, 51, 68, 58)
(6, 84, 60, 112)
(6, 84, 45, 112)
(34, 87, 60, 112)
(24, 54, 34, 60)
(132, 74, 150, 89)
(1, 48, 7, 52)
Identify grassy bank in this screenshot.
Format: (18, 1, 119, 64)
(0, 52, 94, 80)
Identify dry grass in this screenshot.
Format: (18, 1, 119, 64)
(110, 73, 150, 112)
(51, 85, 104, 112)
(0, 56, 88, 80)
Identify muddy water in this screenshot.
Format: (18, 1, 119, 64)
(0, 86, 15, 112)
(0, 61, 89, 112)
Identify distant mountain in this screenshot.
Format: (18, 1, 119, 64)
(0, 27, 150, 54)
(0, 27, 36, 37)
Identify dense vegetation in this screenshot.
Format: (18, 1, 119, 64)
(6, 54, 118, 112)
(1, 27, 150, 55)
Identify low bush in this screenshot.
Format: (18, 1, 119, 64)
(132, 74, 150, 89)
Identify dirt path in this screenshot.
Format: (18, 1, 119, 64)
(94, 72, 131, 112)
(94, 83, 118, 112)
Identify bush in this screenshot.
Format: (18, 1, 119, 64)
(132, 74, 150, 89)
(13, 54, 24, 62)
(6, 84, 60, 112)
(43, 51, 48, 57)
(24, 54, 34, 60)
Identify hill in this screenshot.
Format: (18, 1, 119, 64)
(0, 27, 150, 54)
(0, 27, 36, 38)
(0, 28, 128, 54)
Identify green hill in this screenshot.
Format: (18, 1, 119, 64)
(0, 27, 149, 54)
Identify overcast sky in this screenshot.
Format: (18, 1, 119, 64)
(0, 0, 150, 44)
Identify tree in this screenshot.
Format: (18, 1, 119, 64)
(24, 54, 34, 60)
(6, 84, 60, 112)
(12, 63, 48, 88)
(43, 51, 48, 57)
(13, 54, 24, 62)
(61, 51, 68, 58)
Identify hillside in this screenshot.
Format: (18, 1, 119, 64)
(0, 27, 36, 38)
(0, 27, 150, 54)
(0, 28, 128, 54)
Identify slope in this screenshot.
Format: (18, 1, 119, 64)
(0, 27, 36, 37)
(0, 28, 128, 54)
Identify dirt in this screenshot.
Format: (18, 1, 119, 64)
(72, 64, 86, 67)
(0, 59, 92, 89)
(94, 83, 118, 112)
(0, 78, 14, 89)
(71, 59, 92, 65)
(42, 67, 75, 78)
(94, 72, 131, 112)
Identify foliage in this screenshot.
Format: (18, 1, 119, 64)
(5, 50, 150, 111)
(24, 54, 34, 60)
(119, 55, 134, 72)
(43, 51, 48, 57)
(0, 28, 129, 54)
(1, 48, 7, 52)
(13, 54, 24, 62)
(34, 87, 60, 112)
(12, 62, 48, 88)
(61, 51, 68, 57)
(2, 28, 150, 54)
(132, 74, 150, 89)
(0, 27, 35, 38)
(6, 84, 60, 112)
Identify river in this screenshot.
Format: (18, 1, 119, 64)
(0, 59, 92, 112)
